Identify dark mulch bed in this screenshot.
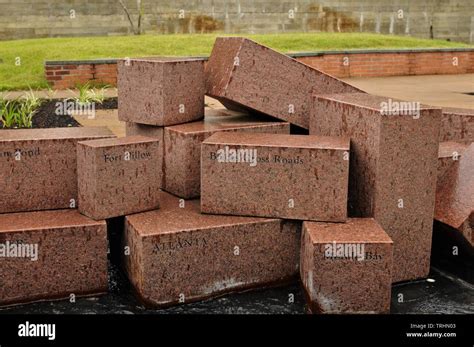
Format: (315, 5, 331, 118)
(0, 97, 118, 130)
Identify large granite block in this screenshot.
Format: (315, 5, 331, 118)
(77, 136, 161, 220)
(435, 143, 474, 247)
(125, 122, 164, 188)
(118, 58, 205, 126)
(440, 107, 474, 143)
(0, 210, 107, 306)
(123, 191, 300, 307)
(205, 37, 362, 129)
(0, 127, 115, 214)
(310, 93, 441, 282)
(300, 219, 393, 314)
(201, 132, 349, 221)
(164, 114, 290, 199)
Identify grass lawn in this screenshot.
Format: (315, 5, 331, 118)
(0, 32, 471, 91)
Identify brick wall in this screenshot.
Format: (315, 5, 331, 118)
(45, 60, 118, 89)
(45, 49, 474, 89)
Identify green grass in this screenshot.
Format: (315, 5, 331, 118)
(0, 32, 471, 91)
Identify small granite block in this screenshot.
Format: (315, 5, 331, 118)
(300, 218, 393, 314)
(435, 143, 474, 247)
(437, 141, 470, 181)
(164, 114, 290, 199)
(201, 132, 349, 221)
(440, 107, 474, 143)
(118, 58, 205, 126)
(310, 93, 441, 282)
(123, 191, 301, 307)
(205, 37, 362, 129)
(0, 127, 115, 214)
(125, 122, 164, 188)
(0, 210, 107, 306)
(77, 136, 161, 220)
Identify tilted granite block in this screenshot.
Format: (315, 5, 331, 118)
(205, 37, 363, 129)
(437, 141, 470, 181)
(0, 127, 115, 214)
(118, 58, 205, 126)
(164, 114, 290, 199)
(310, 93, 441, 282)
(0, 210, 107, 307)
(77, 136, 161, 220)
(440, 107, 474, 143)
(123, 191, 301, 307)
(300, 219, 393, 314)
(435, 143, 474, 247)
(201, 132, 349, 221)
(125, 122, 164, 188)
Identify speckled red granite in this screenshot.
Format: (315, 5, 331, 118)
(164, 113, 290, 199)
(201, 132, 349, 221)
(118, 58, 205, 126)
(300, 218, 393, 314)
(205, 37, 363, 129)
(440, 107, 474, 143)
(435, 143, 474, 247)
(125, 122, 164, 188)
(0, 209, 107, 306)
(77, 136, 161, 220)
(310, 93, 441, 282)
(123, 191, 301, 307)
(0, 127, 115, 214)
(437, 141, 470, 181)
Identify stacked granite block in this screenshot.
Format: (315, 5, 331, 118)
(116, 38, 396, 313)
(2, 36, 471, 314)
(0, 127, 114, 306)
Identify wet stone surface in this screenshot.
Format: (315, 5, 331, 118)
(1, 214, 472, 314)
(1, 259, 472, 314)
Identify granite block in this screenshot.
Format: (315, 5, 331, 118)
(0, 209, 107, 306)
(77, 136, 161, 220)
(437, 141, 470, 181)
(310, 93, 441, 282)
(205, 37, 363, 129)
(201, 132, 350, 221)
(118, 58, 205, 126)
(440, 107, 474, 143)
(435, 143, 474, 247)
(300, 218, 393, 314)
(125, 122, 164, 188)
(123, 191, 301, 307)
(0, 127, 115, 214)
(164, 114, 290, 199)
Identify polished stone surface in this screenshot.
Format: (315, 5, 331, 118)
(0, 209, 107, 307)
(118, 58, 205, 126)
(437, 141, 470, 181)
(0, 127, 115, 214)
(205, 37, 362, 129)
(201, 132, 349, 221)
(435, 143, 474, 247)
(300, 219, 393, 314)
(440, 107, 474, 143)
(310, 92, 441, 283)
(125, 122, 164, 188)
(77, 135, 161, 220)
(124, 191, 301, 307)
(164, 113, 289, 199)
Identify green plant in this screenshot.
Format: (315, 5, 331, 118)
(16, 102, 36, 128)
(22, 88, 43, 110)
(72, 83, 108, 105)
(0, 91, 42, 128)
(1, 100, 18, 128)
